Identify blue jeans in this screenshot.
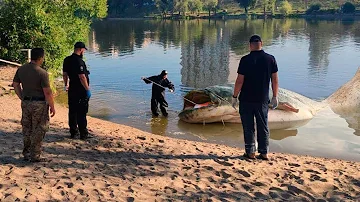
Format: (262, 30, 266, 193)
(239, 102, 269, 155)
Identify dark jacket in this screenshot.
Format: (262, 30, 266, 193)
(144, 75, 175, 98)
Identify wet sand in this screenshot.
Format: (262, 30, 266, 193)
(0, 66, 360, 201)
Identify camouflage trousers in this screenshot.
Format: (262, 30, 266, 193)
(21, 101, 49, 160)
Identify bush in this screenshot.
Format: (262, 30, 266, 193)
(0, 0, 107, 75)
(306, 3, 321, 14)
(279, 1, 292, 16)
(342, 2, 356, 14)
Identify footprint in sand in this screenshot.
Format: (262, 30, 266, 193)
(203, 166, 214, 171)
(306, 169, 321, 175)
(77, 189, 85, 195)
(238, 170, 251, 178)
(220, 170, 232, 179)
(242, 184, 252, 191)
(65, 182, 74, 188)
(213, 159, 234, 167)
(164, 186, 177, 194)
(288, 163, 301, 167)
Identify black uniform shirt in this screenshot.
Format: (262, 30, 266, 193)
(237, 50, 278, 103)
(63, 53, 90, 95)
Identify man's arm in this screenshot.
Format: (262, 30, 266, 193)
(165, 79, 175, 90)
(63, 72, 69, 91)
(271, 72, 279, 97)
(144, 75, 156, 84)
(12, 82, 22, 100)
(233, 74, 244, 97)
(63, 72, 68, 86)
(43, 87, 55, 117)
(79, 74, 90, 90)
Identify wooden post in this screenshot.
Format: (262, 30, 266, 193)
(20, 49, 31, 62)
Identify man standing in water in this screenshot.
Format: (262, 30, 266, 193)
(232, 35, 279, 160)
(63, 42, 92, 140)
(13, 48, 55, 162)
(142, 70, 175, 117)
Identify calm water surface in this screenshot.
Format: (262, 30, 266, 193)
(78, 19, 360, 161)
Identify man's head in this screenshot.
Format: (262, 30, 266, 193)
(160, 70, 168, 79)
(31, 48, 45, 65)
(249, 35, 262, 51)
(74, 42, 87, 57)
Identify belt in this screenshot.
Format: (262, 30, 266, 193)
(23, 96, 45, 101)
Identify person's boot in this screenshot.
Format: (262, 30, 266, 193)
(70, 128, 80, 139)
(80, 129, 93, 140)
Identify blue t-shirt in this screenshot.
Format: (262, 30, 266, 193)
(237, 50, 278, 103)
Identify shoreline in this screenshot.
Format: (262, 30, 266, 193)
(1, 66, 360, 200)
(105, 13, 360, 21)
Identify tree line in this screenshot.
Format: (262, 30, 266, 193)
(107, 0, 360, 17)
(0, 0, 107, 79)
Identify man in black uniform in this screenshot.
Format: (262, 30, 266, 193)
(63, 42, 91, 140)
(142, 70, 175, 117)
(232, 35, 279, 160)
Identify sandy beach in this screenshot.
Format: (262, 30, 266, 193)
(0, 65, 360, 201)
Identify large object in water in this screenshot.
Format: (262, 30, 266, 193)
(178, 68, 360, 130)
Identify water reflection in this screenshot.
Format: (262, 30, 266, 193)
(180, 21, 230, 88)
(331, 107, 360, 137)
(150, 117, 168, 136)
(177, 120, 299, 142)
(306, 20, 331, 77)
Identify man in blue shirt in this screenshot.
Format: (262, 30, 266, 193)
(232, 35, 279, 160)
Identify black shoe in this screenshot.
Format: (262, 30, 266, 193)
(80, 134, 94, 140)
(162, 113, 168, 117)
(152, 113, 159, 117)
(70, 129, 80, 139)
(70, 133, 79, 139)
(30, 158, 51, 163)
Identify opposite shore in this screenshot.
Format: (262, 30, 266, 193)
(0, 65, 359, 201)
(106, 13, 360, 21)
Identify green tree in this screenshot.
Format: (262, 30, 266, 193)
(260, 0, 275, 16)
(174, 0, 189, 16)
(341, 2, 355, 13)
(235, 0, 257, 14)
(280, 0, 292, 15)
(155, 0, 174, 17)
(203, 0, 218, 16)
(306, 3, 321, 14)
(188, 0, 203, 15)
(0, 0, 107, 76)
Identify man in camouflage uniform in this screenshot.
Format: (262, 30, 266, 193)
(12, 48, 55, 162)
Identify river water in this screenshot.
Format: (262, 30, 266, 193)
(65, 19, 360, 161)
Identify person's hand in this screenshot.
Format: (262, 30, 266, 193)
(168, 89, 174, 93)
(64, 85, 68, 92)
(50, 106, 56, 117)
(86, 90, 91, 99)
(232, 96, 238, 109)
(270, 96, 278, 109)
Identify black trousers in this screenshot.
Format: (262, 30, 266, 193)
(151, 96, 168, 116)
(239, 102, 269, 155)
(68, 94, 89, 137)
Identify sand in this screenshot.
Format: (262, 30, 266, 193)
(0, 66, 360, 201)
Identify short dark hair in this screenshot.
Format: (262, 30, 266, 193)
(31, 48, 45, 61)
(249, 35, 262, 43)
